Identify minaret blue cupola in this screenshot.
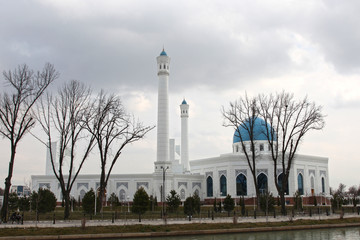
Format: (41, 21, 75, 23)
(160, 49, 167, 56)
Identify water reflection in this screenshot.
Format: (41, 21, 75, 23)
(118, 227, 360, 240)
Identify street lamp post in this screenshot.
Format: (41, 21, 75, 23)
(127, 196, 130, 213)
(220, 192, 223, 212)
(71, 195, 74, 212)
(253, 194, 255, 211)
(94, 191, 97, 216)
(121, 193, 125, 213)
(161, 166, 169, 219)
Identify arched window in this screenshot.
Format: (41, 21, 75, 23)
(310, 176, 315, 195)
(257, 173, 268, 194)
(180, 189, 185, 200)
(119, 189, 126, 201)
(297, 173, 304, 195)
(194, 189, 199, 196)
(260, 144, 264, 151)
(277, 173, 289, 195)
(159, 65, 161, 69)
(220, 175, 227, 196)
(321, 177, 325, 193)
(206, 176, 213, 197)
(80, 190, 86, 200)
(236, 174, 247, 196)
(163, 64, 166, 69)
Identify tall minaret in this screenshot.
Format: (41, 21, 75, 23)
(155, 48, 171, 172)
(180, 99, 190, 172)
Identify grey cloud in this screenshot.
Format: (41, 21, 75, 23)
(305, 1, 360, 74)
(1, 0, 359, 95)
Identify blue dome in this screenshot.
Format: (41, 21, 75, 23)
(181, 99, 187, 105)
(160, 50, 167, 56)
(233, 118, 275, 143)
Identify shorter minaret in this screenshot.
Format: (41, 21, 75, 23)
(180, 99, 190, 172)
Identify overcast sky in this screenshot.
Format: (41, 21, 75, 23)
(1, 0, 360, 190)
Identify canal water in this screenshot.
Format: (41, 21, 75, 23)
(119, 227, 360, 240)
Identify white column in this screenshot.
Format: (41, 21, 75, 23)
(156, 50, 171, 166)
(157, 75, 169, 163)
(180, 100, 189, 172)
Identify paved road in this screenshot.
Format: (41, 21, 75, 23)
(1, 213, 359, 229)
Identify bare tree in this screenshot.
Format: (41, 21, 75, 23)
(85, 91, 154, 211)
(35, 80, 95, 219)
(258, 91, 325, 215)
(347, 185, 360, 207)
(331, 183, 346, 209)
(0, 63, 57, 222)
(222, 94, 262, 205)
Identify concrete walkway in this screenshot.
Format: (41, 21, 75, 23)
(1, 213, 359, 229)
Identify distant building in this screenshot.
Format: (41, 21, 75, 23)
(10, 185, 31, 197)
(32, 49, 329, 205)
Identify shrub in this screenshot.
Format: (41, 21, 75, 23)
(82, 189, 101, 215)
(8, 192, 19, 211)
(30, 188, 57, 213)
(18, 196, 30, 211)
(131, 187, 150, 217)
(259, 192, 275, 213)
(223, 194, 235, 214)
(166, 190, 181, 213)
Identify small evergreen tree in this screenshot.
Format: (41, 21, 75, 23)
(313, 195, 317, 206)
(223, 194, 235, 216)
(240, 196, 246, 216)
(166, 190, 181, 213)
(18, 196, 30, 211)
(154, 196, 158, 207)
(260, 192, 275, 213)
(131, 187, 149, 222)
(148, 195, 154, 211)
(293, 191, 303, 211)
(8, 192, 19, 212)
(193, 193, 201, 214)
(213, 198, 217, 212)
(108, 193, 120, 207)
(30, 188, 57, 213)
(82, 189, 100, 215)
(184, 196, 194, 217)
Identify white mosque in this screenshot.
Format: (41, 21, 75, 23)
(31, 49, 330, 205)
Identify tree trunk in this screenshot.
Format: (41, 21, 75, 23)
(1, 178, 11, 223)
(251, 170, 261, 207)
(63, 191, 70, 220)
(280, 193, 286, 215)
(98, 169, 107, 213)
(1, 146, 16, 223)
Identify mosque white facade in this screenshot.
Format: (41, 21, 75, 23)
(31, 49, 330, 205)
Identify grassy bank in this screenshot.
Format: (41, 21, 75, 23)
(1, 217, 360, 238)
(11, 205, 360, 221)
